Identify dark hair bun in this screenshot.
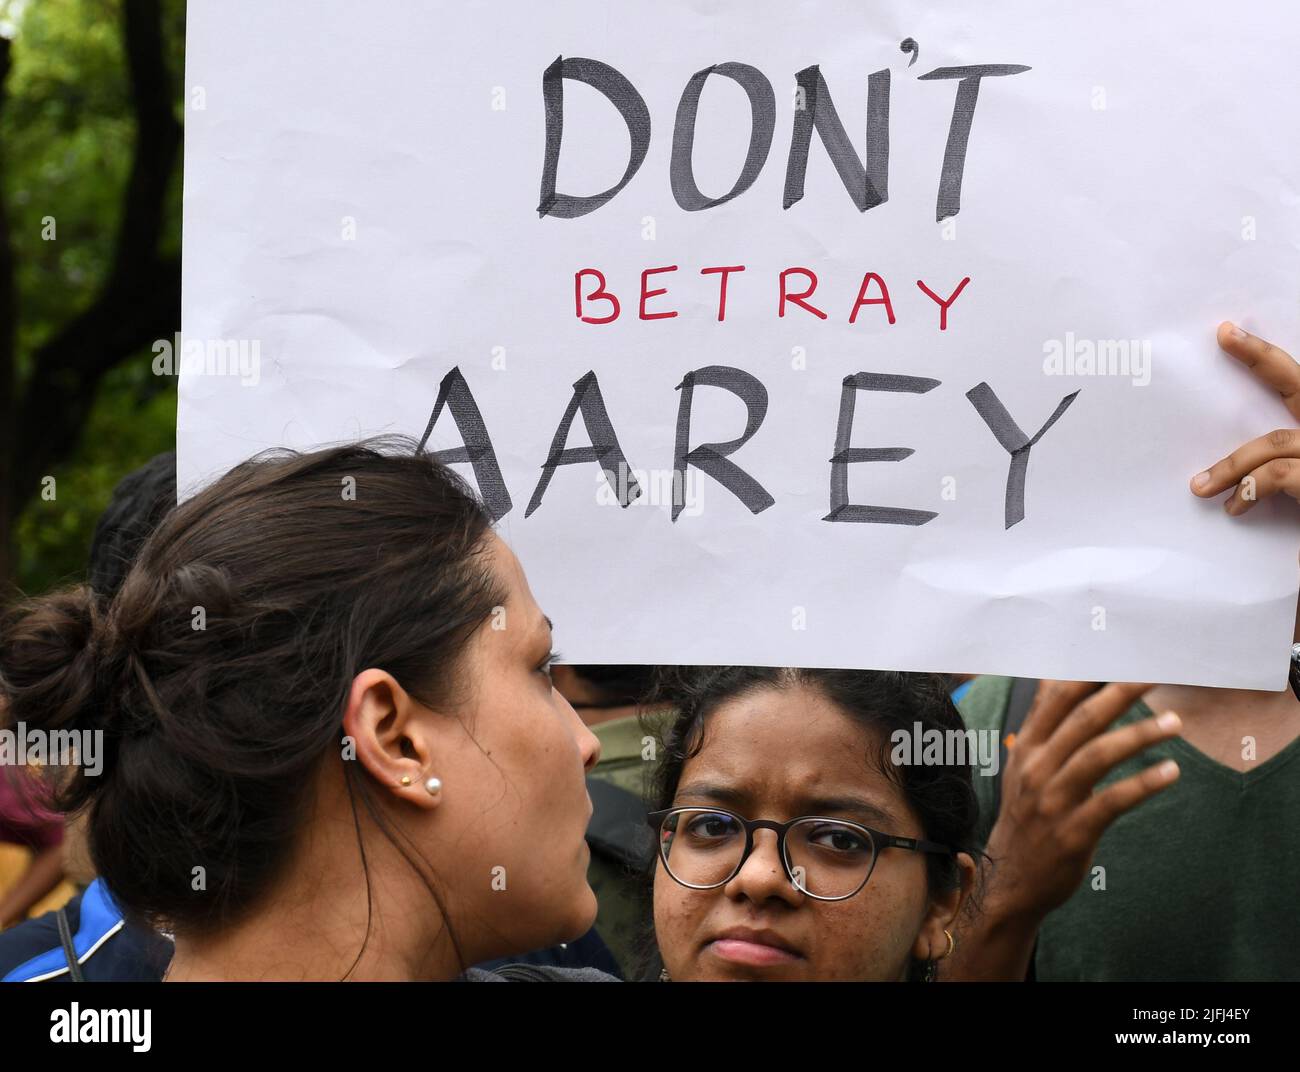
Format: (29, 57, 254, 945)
(0, 587, 104, 739)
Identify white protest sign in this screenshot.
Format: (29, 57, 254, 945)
(179, 0, 1300, 689)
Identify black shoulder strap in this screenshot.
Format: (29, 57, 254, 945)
(585, 776, 651, 870)
(991, 678, 1039, 823)
(56, 906, 84, 982)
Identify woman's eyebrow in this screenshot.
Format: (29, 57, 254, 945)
(673, 782, 747, 807)
(673, 785, 897, 827)
(801, 796, 898, 827)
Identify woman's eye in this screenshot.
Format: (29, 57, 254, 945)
(808, 824, 869, 854)
(537, 650, 561, 680)
(685, 813, 740, 839)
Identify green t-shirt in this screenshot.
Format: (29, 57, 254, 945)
(959, 676, 1300, 981)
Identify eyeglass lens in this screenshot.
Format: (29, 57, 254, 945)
(658, 809, 877, 898)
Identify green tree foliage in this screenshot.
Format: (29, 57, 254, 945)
(2, 0, 184, 594)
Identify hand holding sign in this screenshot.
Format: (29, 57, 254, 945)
(947, 681, 1181, 981)
(1191, 324, 1300, 516)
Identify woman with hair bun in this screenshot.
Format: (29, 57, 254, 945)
(0, 438, 608, 981)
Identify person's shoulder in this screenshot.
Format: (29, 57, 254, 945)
(462, 965, 620, 982)
(956, 675, 1015, 731)
(0, 879, 170, 983)
(0, 899, 70, 981)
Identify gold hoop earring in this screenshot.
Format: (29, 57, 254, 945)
(939, 928, 955, 960)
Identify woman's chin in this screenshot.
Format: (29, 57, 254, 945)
(552, 885, 599, 946)
(577, 885, 599, 932)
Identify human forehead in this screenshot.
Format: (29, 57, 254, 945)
(480, 534, 549, 643)
(678, 683, 906, 820)
(705, 681, 873, 752)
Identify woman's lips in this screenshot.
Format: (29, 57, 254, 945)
(707, 930, 803, 967)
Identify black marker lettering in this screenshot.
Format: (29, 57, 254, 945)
(671, 63, 776, 211)
(538, 57, 651, 219)
(418, 367, 512, 523)
(917, 64, 1031, 221)
(525, 371, 641, 516)
(672, 365, 774, 522)
(824, 372, 940, 526)
(784, 66, 890, 212)
(966, 381, 1078, 529)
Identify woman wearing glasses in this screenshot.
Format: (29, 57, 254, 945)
(643, 668, 980, 981)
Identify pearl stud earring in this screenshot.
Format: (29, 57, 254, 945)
(425, 776, 442, 797)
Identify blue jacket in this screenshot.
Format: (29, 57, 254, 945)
(0, 879, 170, 982)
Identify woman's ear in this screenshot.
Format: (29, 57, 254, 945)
(911, 851, 977, 961)
(342, 668, 443, 811)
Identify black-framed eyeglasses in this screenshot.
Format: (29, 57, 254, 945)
(647, 806, 953, 902)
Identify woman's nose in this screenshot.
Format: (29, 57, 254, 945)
(727, 830, 804, 906)
(560, 689, 601, 771)
(579, 722, 601, 772)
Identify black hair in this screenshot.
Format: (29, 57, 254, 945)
(86, 452, 177, 598)
(567, 664, 659, 707)
(0, 438, 503, 977)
